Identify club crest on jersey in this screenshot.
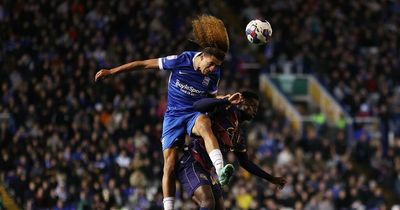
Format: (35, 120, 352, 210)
(202, 76, 210, 86)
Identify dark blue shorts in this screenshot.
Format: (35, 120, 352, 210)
(177, 153, 222, 199)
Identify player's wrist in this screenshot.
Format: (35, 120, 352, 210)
(107, 68, 115, 74)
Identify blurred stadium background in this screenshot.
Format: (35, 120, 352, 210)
(1, 0, 399, 209)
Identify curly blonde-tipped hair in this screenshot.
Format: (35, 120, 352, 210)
(192, 15, 229, 61)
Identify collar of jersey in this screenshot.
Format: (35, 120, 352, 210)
(192, 52, 201, 71)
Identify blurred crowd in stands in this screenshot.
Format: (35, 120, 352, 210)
(0, 0, 399, 209)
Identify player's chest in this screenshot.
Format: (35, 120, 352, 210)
(213, 115, 241, 149)
(171, 69, 216, 88)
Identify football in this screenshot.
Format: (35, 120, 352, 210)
(245, 19, 273, 45)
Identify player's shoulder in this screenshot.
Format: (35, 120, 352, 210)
(162, 51, 195, 59)
(172, 51, 200, 64)
(179, 51, 200, 60)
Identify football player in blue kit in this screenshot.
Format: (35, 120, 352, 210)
(94, 15, 241, 210)
(176, 91, 287, 209)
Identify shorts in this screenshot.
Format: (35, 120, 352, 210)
(176, 152, 222, 199)
(161, 111, 202, 150)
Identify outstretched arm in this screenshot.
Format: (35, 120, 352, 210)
(234, 151, 286, 189)
(193, 92, 244, 113)
(95, 59, 159, 82)
(193, 98, 231, 113)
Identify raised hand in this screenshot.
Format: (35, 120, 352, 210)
(228, 92, 243, 105)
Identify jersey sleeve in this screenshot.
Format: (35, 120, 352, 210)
(193, 98, 230, 113)
(158, 53, 187, 71)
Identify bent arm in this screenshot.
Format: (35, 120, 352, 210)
(234, 151, 275, 183)
(195, 92, 243, 113)
(110, 59, 159, 75)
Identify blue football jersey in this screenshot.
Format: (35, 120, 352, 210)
(158, 51, 220, 114)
